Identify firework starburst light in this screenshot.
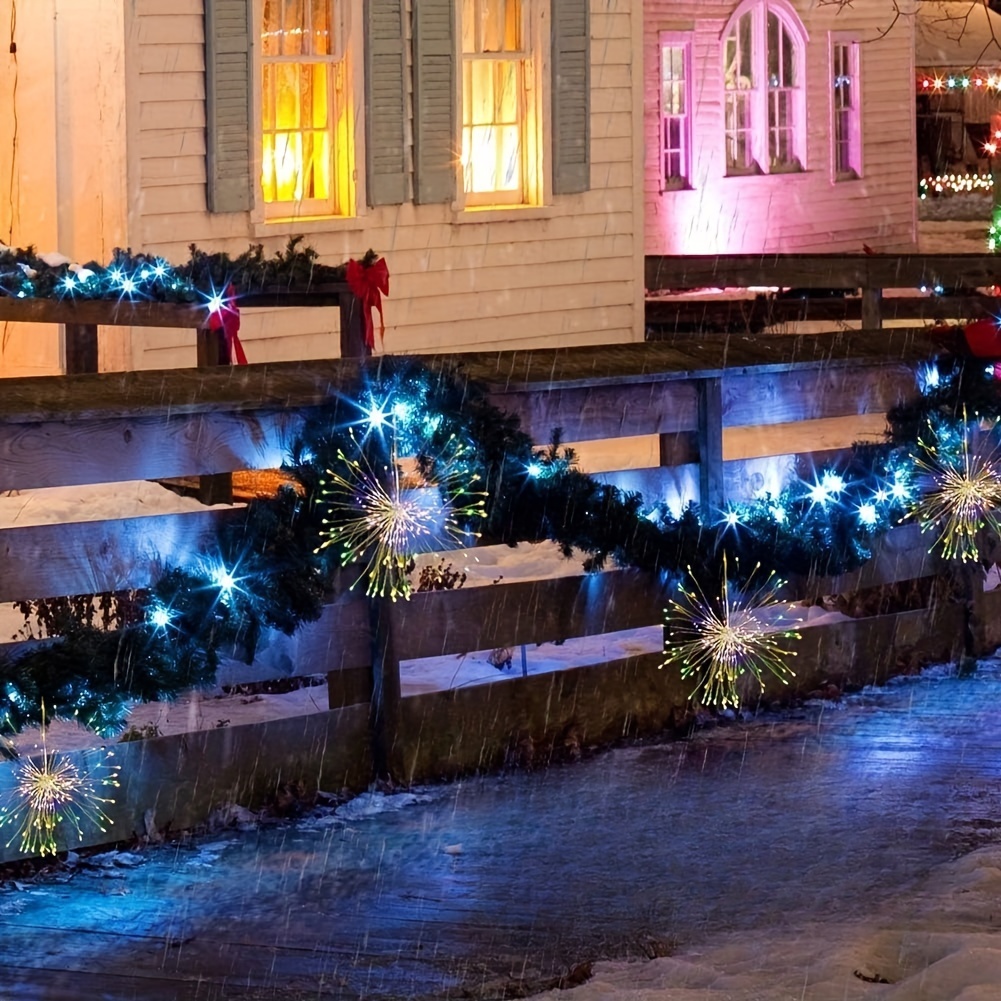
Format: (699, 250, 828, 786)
(661, 554, 801, 709)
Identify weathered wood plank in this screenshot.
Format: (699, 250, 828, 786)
(0, 297, 207, 328)
(0, 410, 296, 491)
(391, 571, 667, 661)
(645, 254, 1001, 292)
(645, 294, 1001, 333)
(0, 332, 938, 424)
(722, 363, 916, 428)
(390, 524, 941, 665)
(0, 363, 917, 491)
(498, 380, 700, 441)
(0, 510, 243, 602)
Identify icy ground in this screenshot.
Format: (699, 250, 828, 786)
(4, 659, 1001, 999)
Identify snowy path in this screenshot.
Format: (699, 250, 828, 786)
(4, 660, 1001, 1000)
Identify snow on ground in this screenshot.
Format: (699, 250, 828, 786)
(528, 842, 1001, 1001)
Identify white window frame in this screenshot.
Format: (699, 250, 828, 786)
(256, 0, 355, 221)
(659, 31, 694, 191)
(830, 32, 863, 181)
(457, 0, 544, 209)
(721, 0, 808, 177)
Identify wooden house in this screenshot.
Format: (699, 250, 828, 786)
(644, 0, 918, 256)
(0, 0, 643, 376)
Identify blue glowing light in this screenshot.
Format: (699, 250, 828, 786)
(153, 262, 167, 278)
(858, 503, 878, 526)
(724, 510, 740, 527)
(61, 276, 76, 292)
(148, 605, 172, 629)
(874, 487, 889, 503)
(770, 505, 786, 524)
(391, 401, 411, 421)
(207, 293, 226, 313)
(808, 483, 830, 505)
(891, 476, 909, 500)
(527, 463, 542, 477)
(109, 268, 123, 285)
(918, 362, 941, 393)
(121, 276, 136, 295)
(821, 471, 845, 494)
(212, 566, 237, 594)
(365, 405, 389, 428)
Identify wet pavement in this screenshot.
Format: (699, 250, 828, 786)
(3, 659, 1001, 1000)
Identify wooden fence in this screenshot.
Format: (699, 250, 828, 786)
(645, 253, 1001, 333)
(0, 254, 998, 857)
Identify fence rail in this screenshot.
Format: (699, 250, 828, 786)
(645, 253, 1001, 332)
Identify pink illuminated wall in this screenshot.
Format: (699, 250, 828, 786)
(644, 0, 918, 257)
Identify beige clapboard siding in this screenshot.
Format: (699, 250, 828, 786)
(644, 0, 917, 255)
(129, 0, 640, 368)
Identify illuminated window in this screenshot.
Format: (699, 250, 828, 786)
(260, 0, 351, 216)
(460, 0, 538, 206)
(832, 37, 862, 179)
(723, 0, 806, 175)
(660, 33, 692, 189)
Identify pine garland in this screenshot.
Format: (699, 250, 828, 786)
(0, 237, 355, 304)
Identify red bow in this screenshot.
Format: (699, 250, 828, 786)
(959, 317, 1001, 359)
(206, 284, 247, 365)
(346, 257, 390, 351)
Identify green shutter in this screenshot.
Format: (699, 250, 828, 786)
(205, 0, 253, 213)
(412, 0, 456, 204)
(551, 0, 590, 195)
(365, 0, 408, 205)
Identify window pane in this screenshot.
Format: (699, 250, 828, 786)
(462, 0, 476, 53)
(462, 57, 523, 195)
(739, 14, 753, 83)
(782, 24, 794, 86)
(282, 0, 304, 55)
(767, 13, 779, 84)
(310, 0, 331, 56)
(262, 0, 280, 55)
(481, 0, 520, 52)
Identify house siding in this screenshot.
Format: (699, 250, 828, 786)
(644, 0, 918, 256)
(129, 0, 642, 370)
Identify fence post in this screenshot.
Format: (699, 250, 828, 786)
(369, 594, 405, 782)
(697, 377, 724, 515)
(339, 291, 371, 359)
(64, 323, 98, 374)
(861, 287, 882, 330)
(195, 324, 233, 504)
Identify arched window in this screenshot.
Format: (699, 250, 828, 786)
(722, 0, 807, 175)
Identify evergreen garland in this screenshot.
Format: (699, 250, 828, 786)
(0, 237, 353, 304)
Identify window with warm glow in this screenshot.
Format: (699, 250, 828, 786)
(660, 33, 692, 189)
(832, 38, 862, 179)
(261, 0, 351, 217)
(723, 0, 806, 176)
(460, 0, 538, 206)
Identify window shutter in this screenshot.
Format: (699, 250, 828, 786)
(412, 0, 456, 204)
(205, 0, 253, 213)
(365, 0, 408, 205)
(551, 0, 590, 195)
